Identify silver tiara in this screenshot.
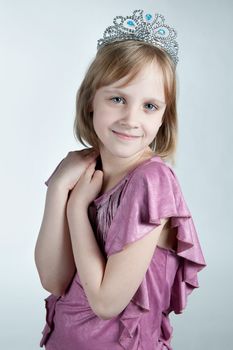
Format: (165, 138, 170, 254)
(97, 9, 179, 67)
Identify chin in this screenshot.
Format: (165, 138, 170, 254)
(107, 147, 147, 159)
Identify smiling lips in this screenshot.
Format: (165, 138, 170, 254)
(112, 130, 141, 140)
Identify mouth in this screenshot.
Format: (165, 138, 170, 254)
(112, 130, 141, 140)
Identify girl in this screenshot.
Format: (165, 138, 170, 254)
(35, 9, 207, 350)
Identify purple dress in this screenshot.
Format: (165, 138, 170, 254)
(39, 154, 207, 350)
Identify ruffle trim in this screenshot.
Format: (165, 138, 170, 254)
(158, 311, 174, 350)
(39, 294, 61, 348)
(118, 292, 174, 350)
(167, 215, 207, 315)
(116, 214, 207, 349)
(117, 277, 173, 350)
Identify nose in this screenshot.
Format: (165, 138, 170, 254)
(119, 104, 140, 129)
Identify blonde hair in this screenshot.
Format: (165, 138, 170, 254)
(73, 40, 178, 166)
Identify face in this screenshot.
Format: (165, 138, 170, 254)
(91, 60, 166, 159)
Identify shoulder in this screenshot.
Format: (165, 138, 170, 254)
(120, 157, 183, 211)
(127, 157, 177, 189)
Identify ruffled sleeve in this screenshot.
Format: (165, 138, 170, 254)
(105, 161, 204, 258)
(104, 160, 207, 349)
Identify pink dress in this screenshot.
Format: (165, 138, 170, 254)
(39, 154, 207, 350)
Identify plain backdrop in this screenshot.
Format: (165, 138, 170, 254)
(0, 0, 232, 349)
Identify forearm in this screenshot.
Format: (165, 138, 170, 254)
(67, 204, 106, 316)
(34, 183, 76, 295)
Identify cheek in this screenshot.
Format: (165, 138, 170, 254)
(93, 108, 116, 128)
(155, 122, 163, 135)
(92, 111, 110, 137)
(146, 119, 162, 131)
(145, 121, 162, 140)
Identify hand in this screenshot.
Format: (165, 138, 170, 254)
(67, 159, 104, 212)
(46, 148, 99, 191)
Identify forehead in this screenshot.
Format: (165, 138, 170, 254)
(100, 61, 165, 102)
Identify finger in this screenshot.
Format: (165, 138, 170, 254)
(85, 150, 99, 158)
(92, 170, 104, 186)
(85, 149, 97, 155)
(85, 160, 96, 177)
(92, 169, 103, 179)
(82, 147, 93, 151)
(80, 148, 95, 154)
(89, 147, 98, 153)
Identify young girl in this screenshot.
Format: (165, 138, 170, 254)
(35, 9, 207, 350)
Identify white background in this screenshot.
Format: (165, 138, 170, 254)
(0, 0, 232, 348)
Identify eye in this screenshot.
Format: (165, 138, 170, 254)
(110, 97, 159, 111)
(110, 96, 125, 104)
(145, 103, 159, 111)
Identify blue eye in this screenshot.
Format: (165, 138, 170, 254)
(145, 103, 159, 111)
(110, 96, 159, 111)
(110, 96, 124, 104)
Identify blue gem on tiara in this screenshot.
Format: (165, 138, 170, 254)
(158, 29, 165, 35)
(127, 20, 135, 26)
(145, 13, 152, 21)
(96, 9, 179, 67)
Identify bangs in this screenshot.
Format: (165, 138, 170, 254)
(92, 40, 174, 106)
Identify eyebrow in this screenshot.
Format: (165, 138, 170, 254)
(102, 88, 166, 105)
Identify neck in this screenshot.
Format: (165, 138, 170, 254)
(97, 146, 154, 184)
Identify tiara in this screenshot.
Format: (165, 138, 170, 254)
(97, 9, 179, 67)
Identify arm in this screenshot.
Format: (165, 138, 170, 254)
(34, 182, 76, 296)
(67, 204, 168, 320)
